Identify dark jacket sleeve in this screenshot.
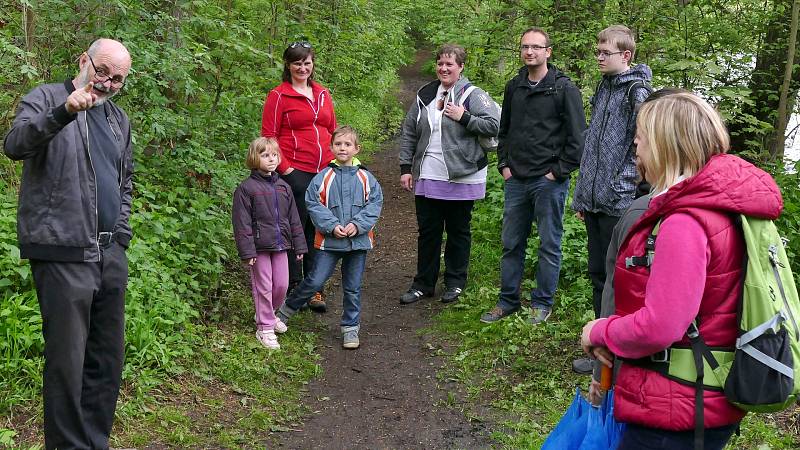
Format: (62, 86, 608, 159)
(287, 190, 308, 254)
(114, 109, 134, 247)
(232, 185, 257, 260)
(496, 80, 514, 171)
(3, 86, 76, 160)
(550, 81, 587, 180)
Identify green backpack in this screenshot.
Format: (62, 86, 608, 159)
(626, 215, 800, 448)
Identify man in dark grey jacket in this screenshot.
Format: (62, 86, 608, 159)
(481, 27, 586, 324)
(3, 38, 133, 450)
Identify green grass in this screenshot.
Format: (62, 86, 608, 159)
(430, 160, 800, 449)
(109, 269, 322, 448)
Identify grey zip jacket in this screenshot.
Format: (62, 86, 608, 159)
(4, 81, 134, 262)
(399, 76, 499, 180)
(572, 64, 652, 216)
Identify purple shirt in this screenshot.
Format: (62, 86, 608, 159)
(414, 179, 486, 201)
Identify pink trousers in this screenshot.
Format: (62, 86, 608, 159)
(250, 251, 289, 330)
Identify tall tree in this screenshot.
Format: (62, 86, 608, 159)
(728, 0, 800, 160)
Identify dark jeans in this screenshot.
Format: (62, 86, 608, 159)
(412, 196, 474, 294)
(584, 211, 619, 318)
(30, 241, 128, 450)
(284, 250, 367, 326)
(281, 169, 318, 286)
(498, 175, 569, 310)
(618, 423, 738, 450)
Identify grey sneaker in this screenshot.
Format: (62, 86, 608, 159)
(480, 305, 520, 323)
(276, 304, 297, 324)
(529, 307, 552, 325)
(342, 325, 360, 349)
(572, 357, 594, 375)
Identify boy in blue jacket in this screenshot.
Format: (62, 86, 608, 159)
(277, 126, 383, 349)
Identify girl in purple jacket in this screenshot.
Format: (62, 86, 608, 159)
(233, 138, 307, 349)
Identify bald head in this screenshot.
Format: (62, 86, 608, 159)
(73, 38, 132, 107)
(87, 39, 131, 69)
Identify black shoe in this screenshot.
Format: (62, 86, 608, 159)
(440, 287, 462, 304)
(572, 357, 594, 375)
(400, 288, 431, 304)
(308, 292, 327, 312)
(479, 305, 520, 323)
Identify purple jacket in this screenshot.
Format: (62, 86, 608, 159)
(232, 170, 307, 259)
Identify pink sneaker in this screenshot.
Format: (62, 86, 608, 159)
(274, 319, 287, 334)
(256, 329, 280, 349)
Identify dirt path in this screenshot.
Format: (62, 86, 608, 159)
(276, 50, 495, 449)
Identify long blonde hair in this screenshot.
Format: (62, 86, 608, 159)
(636, 92, 730, 193)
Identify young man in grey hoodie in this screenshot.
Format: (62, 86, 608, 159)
(571, 25, 652, 374)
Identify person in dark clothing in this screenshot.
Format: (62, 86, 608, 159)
(3, 38, 133, 450)
(571, 25, 652, 374)
(481, 27, 587, 324)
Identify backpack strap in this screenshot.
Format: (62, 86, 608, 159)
(625, 220, 661, 268)
(458, 84, 477, 110)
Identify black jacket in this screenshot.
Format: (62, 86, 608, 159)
(4, 81, 134, 262)
(497, 65, 586, 181)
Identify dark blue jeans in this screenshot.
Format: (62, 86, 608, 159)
(284, 249, 367, 326)
(498, 175, 568, 310)
(618, 423, 738, 450)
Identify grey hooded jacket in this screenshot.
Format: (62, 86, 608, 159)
(4, 81, 134, 262)
(399, 76, 500, 180)
(572, 64, 652, 216)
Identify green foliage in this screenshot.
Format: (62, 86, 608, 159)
(0, 0, 414, 426)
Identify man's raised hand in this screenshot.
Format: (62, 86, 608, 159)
(65, 82, 97, 114)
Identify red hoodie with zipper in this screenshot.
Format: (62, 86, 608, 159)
(261, 81, 337, 174)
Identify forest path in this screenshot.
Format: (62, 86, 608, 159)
(275, 50, 495, 449)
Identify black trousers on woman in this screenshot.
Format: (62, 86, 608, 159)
(412, 196, 474, 295)
(281, 169, 318, 286)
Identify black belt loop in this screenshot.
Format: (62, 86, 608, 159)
(98, 232, 114, 247)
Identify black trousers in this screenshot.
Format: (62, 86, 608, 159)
(30, 241, 128, 450)
(584, 211, 619, 318)
(281, 169, 318, 286)
(412, 196, 474, 294)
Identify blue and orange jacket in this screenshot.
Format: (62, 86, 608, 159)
(305, 159, 383, 251)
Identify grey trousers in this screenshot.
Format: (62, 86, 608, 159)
(31, 241, 128, 450)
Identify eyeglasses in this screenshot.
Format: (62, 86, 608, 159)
(87, 54, 126, 88)
(520, 44, 549, 51)
(437, 91, 449, 111)
(595, 50, 624, 59)
(289, 41, 312, 49)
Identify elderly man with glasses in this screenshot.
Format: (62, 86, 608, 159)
(4, 38, 133, 450)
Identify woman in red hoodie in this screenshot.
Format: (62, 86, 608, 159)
(581, 91, 782, 449)
(262, 41, 337, 312)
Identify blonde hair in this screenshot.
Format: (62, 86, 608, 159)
(331, 125, 361, 148)
(246, 137, 281, 170)
(636, 92, 730, 193)
(598, 25, 636, 61)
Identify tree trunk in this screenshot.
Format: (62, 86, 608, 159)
(729, 0, 800, 160)
(771, 0, 800, 159)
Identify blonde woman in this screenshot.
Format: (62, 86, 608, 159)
(581, 91, 783, 449)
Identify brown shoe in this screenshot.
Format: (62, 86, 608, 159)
(308, 292, 327, 312)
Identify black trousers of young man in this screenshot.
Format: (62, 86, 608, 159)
(412, 196, 474, 295)
(30, 240, 128, 450)
(584, 211, 619, 318)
